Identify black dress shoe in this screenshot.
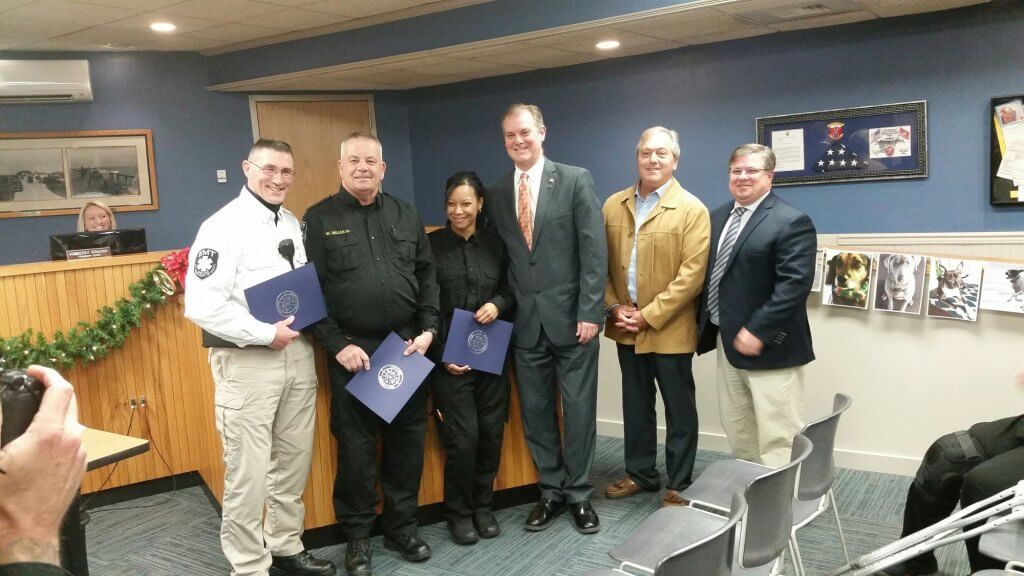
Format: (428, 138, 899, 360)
(569, 501, 600, 534)
(344, 539, 371, 576)
(473, 508, 501, 539)
(271, 550, 337, 576)
(383, 532, 432, 562)
(447, 517, 479, 545)
(524, 498, 566, 531)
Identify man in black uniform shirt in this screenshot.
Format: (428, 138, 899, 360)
(303, 132, 439, 576)
(882, 374, 1024, 576)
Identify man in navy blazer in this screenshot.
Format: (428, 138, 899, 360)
(696, 143, 817, 467)
(488, 103, 607, 533)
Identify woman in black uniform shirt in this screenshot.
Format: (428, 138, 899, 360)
(428, 171, 514, 545)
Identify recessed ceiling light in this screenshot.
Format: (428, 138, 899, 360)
(150, 22, 177, 33)
(595, 39, 620, 50)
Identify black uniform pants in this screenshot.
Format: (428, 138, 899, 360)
(897, 436, 1024, 572)
(616, 345, 698, 491)
(328, 361, 427, 540)
(430, 368, 509, 519)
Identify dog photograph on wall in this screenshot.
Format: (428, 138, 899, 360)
(823, 249, 875, 309)
(872, 253, 927, 314)
(980, 262, 1024, 314)
(926, 259, 984, 321)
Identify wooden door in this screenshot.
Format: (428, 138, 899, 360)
(253, 99, 372, 220)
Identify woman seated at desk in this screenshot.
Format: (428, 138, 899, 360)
(76, 200, 117, 232)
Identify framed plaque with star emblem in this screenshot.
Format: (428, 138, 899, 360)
(756, 101, 927, 186)
(991, 95, 1024, 206)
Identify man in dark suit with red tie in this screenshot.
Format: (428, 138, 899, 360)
(487, 103, 607, 533)
(696, 143, 818, 468)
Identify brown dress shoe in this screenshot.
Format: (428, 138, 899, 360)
(605, 476, 654, 499)
(661, 489, 690, 507)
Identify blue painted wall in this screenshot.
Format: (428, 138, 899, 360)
(0, 54, 417, 265)
(405, 3, 1024, 231)
(0, 52, 252, 265)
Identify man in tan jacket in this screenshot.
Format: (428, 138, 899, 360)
(602, 126, 711, 506)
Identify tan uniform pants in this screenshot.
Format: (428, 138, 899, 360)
(716, 335, 804, 468)
(210, 336, 317, 576)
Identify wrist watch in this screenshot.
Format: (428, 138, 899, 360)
(423, 327, 439, 337)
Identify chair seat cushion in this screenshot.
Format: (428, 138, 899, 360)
(579, 570, 629, 576)
(610, 506, 729, 568)
(979, 518, 1023, 562)
(681, 459, 771, 512)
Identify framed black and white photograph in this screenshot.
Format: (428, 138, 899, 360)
(756, 101, 927, 186)
(0, 129, 157, 219)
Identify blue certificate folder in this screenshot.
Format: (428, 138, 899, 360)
(243, 264, 327, 331)
(347, 332, 435, 423)
(441, 308, 512, 375)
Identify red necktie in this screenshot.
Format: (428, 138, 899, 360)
(517, 172, 533, 250)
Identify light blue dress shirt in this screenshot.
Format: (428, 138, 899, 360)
(627, 180, 670, 303)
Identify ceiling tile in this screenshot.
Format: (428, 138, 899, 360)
(0, 16, 86, 40)
(236, 8, 350, 31)
(135, 35, 224, 51)
(686, 26, 774, 45)
(768, 10, 875, 31)
(527, 27, 678, 55)
(51, 26, 158, 47)
(161, 0, 283, 22)
(76, 0, 182, 9)
(859, 0, 988, 17)
(104, 12, 219, 34)
(464, 43, 596, 66)
(0, 0, 38, 11)
(251, 0, 319, 6)
(338, 68, 455, 86)
(3, 0, 139, 25)
(182, 22, 283, 42)
(304, 0, 418, 19)
(399, 56, 530, 77)
(620, 13, 763, 42)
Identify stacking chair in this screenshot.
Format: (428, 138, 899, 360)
(579, 493, 746, 576)
(679, 393, 853, 576)
(973, 561, 1024, 575)
(979, 514, 1024, 564)
(609, 434, 812, 575)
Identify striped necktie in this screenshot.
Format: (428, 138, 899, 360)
(707, 206, 748, 325)
(517, 172, 533, 250)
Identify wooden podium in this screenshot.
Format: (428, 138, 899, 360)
(61, 428, 150, 576)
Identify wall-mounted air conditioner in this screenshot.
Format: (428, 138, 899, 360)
(0, 59, 93, 104)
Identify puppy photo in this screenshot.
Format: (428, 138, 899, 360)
(872, 253, 926, 314)
(980, 263, 1024, 314)
(926, 258, 984, 321)
(823, 249, 874, 309)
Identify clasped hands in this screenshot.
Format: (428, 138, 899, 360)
(611, 304, 648, 334)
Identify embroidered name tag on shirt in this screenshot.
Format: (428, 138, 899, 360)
(325, 229, 351, 236)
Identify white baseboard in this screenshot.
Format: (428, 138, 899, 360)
(597, 418, 920, 477)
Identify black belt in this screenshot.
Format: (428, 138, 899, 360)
(202, 330, 269, 349)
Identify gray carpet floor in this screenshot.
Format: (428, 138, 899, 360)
(85, 436, 970, 575)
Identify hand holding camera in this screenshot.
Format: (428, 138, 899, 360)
(0, 366, 86, 567)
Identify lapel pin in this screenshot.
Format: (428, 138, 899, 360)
(547, 177, 554, 190)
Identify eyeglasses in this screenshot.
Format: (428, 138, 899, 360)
(730, 168, 769, 177)
(248, 161, 296, 179)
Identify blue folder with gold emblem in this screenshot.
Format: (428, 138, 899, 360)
(243, 263, 327, 331)
(347, 332, 435, 423)
(441, 308, 512, 375)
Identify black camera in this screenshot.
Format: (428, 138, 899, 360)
(1, 369, 44, 447)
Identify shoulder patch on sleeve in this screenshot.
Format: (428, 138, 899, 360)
(194, 248, 219, 279)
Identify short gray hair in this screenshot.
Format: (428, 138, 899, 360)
(636, 126, 680, 159)
(729, 143, 776, 171)
(339, 130, 383, 160)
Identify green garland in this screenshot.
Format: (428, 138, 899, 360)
(0, 265, 176, 370)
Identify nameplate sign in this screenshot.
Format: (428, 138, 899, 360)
(66, 247, 112, 260)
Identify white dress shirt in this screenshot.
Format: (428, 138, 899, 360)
(513, 155, 545, 220)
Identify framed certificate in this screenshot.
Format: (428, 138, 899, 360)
(990, 95, 1024, 206)
(756, 101, 927, 186)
